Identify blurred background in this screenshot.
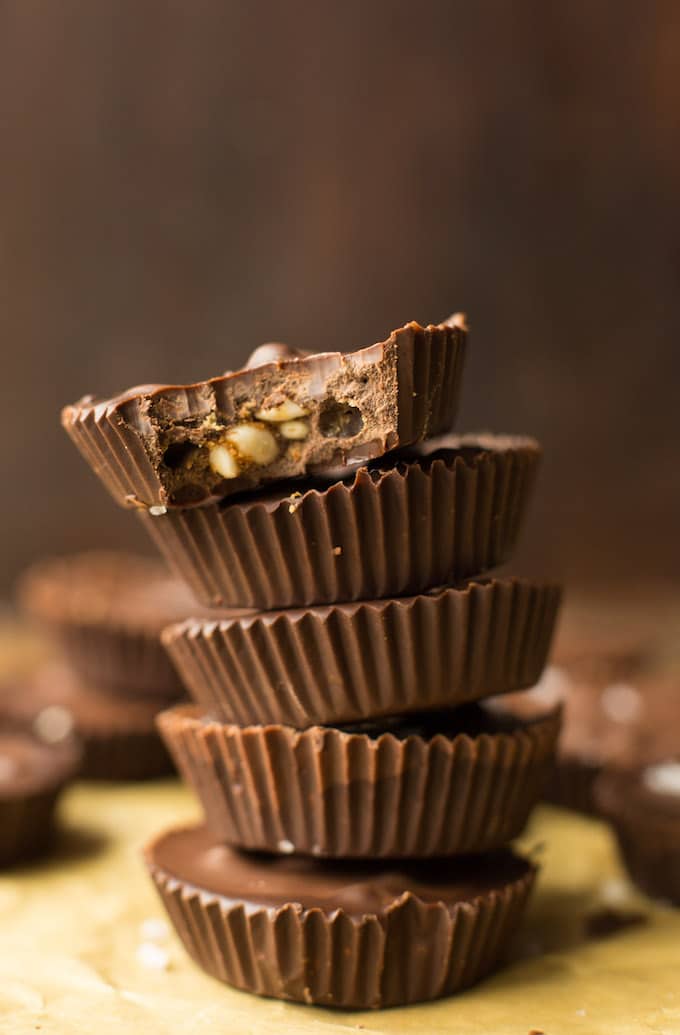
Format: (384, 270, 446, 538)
(1, 0, 679, 595)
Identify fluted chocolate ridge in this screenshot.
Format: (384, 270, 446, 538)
(146, 827, 536, 1008)
(17, 551, 202, 698)
(158, 701, 561, 857)
(163, 577, 561, 726)
(140, 433, 540, 609)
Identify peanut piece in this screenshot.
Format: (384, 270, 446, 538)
(225, 422, 279, 465)
(279, 419, 309, 440)
(255, 400, 309, 422)
(209, 444, 240, 479)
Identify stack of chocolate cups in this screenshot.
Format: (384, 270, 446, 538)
(62, 317, 561, 1008)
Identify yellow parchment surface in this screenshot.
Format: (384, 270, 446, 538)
(0, 782, 678, 1035)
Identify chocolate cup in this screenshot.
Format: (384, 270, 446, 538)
(0, 731, 80, 866)
(596, 767, 680, 904)
(0, 664, 175, 781)
(61, 319, 466, 510)
(158, 701, 561, 858)
(140, 433, 541, 609)
(145, 824, 536, 1008)
(163, 577, 561, 727)
(545, 756, 601, 814)
(75, 725, 174, 782)
(17, 552, 213, 698)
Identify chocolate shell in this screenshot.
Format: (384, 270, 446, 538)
(17, 551, 214, 698)
(545, 758, 601, 814)
(145, 823, 536, 1008)
(508, 657, 680, 815)
(158, 700, 561, 857)
(596, 763, 680, 904)
(0, 663, 174, 781)
(143, 433, 541, 609)
(61, 319, 467, 509)
(163, 577, 561, 726)
(0, 729, 80, 866)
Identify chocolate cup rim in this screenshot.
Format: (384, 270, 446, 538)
(144, 824, 537, 921)
(17, 550, 194, 636)
(164, 575, 560, 640)
(163, 578, 561, 726)
(62, 320, 468, 511)
(168, 431, 542, 519)
(595, 764, 680, 821)
(158, 698, 561, 857)
(0, 727, 81, 799)
(157, 699, 563, 751)
(63, 318, 465, 417)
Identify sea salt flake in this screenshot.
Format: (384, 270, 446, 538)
(643, 762, 680, 797)
(136, 941, 169, 970)
(139, 918, 170, 942)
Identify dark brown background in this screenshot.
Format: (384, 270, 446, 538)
(1, 1, 679, 595)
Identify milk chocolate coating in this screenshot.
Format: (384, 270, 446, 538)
(596, 765, 680, 904)
(18, 551, 222, 698)
(0, 730, 79, 866)
(158, 700, 561, 857)
(144, 433, 540, 609)
(163, 577, 561, 727)
(61, 318, 467, 509)
(146, 823, 535, 1007)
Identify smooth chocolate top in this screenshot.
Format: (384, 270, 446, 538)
(148, 824, 533, 916)
(0, 730, 78, 796)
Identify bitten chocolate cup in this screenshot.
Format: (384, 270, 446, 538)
(145, 824, 536, 1008)
(163, 577, 560, 727)
(142, 433, 541, 610)
(0, 729, 80, 866)
(158, 700, 561, 858)
(61, 318, 467, 510)
(17, 551, 216, 699)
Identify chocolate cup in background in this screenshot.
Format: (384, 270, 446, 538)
(596, 764, 680, 905)
(163, 577, 561, 727)
(545, 757, 601, 815)
(16, 551, 217, 699)
(140, 433, 541, 609)
(509, 658, 680, 816)
(61, 319, 467, 511)
(0, 663, 175, 781)
(145, 824, 536, 1008)
(0, 729, 80, 867)
(158, 699, 561, 858)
